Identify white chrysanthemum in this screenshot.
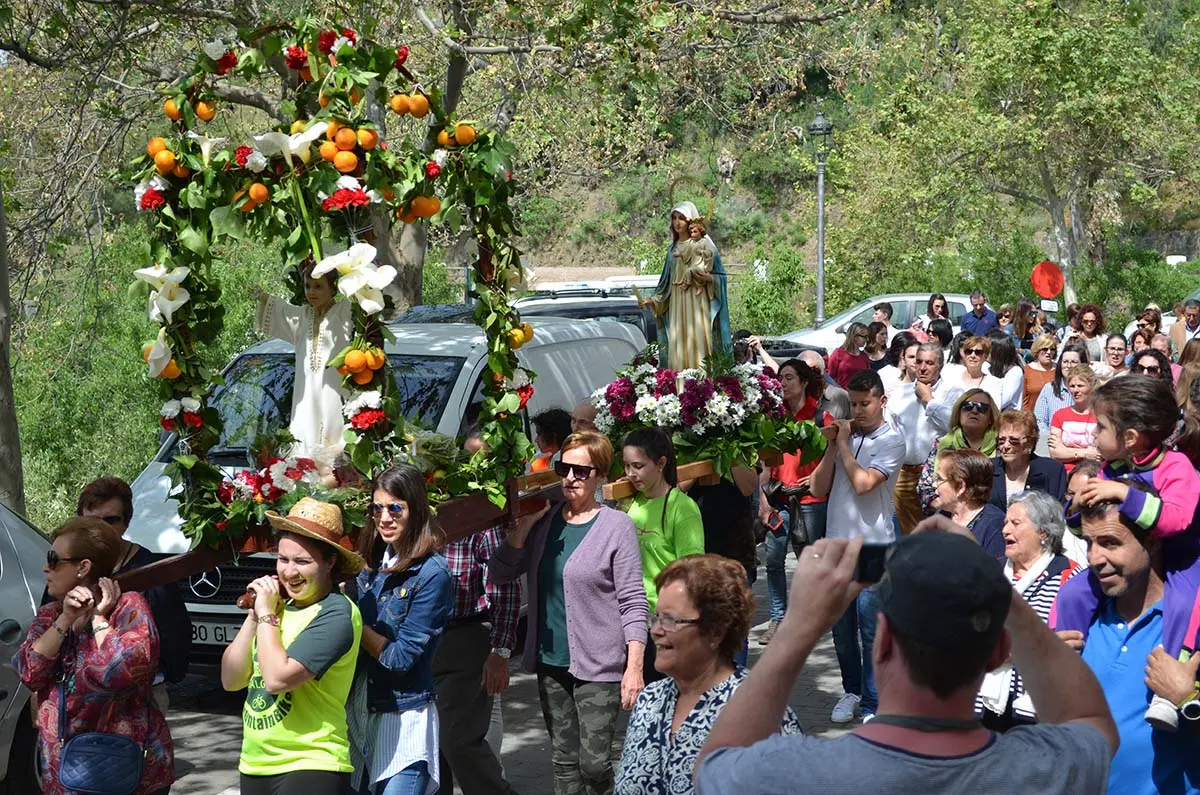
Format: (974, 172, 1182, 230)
(594, 412, 615, 434)
(160, 400, 181, 418)
(343, 390, 383, 418)
(654, 395, 681, 426)
(635, 394, 658, 424)
(246, 151, 268, 173)
(180, 397, 201, 413)
(204, 40, 227, 60)
(268, 459, 297, 492)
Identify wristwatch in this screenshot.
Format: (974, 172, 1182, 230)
(91, 619, 111, 633)
(1180, 686, 1200, 721)
(490, 647, 512, 659)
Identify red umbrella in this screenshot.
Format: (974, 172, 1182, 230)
(1031, 260, 1064, 299)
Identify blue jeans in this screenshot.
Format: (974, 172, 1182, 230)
(831, 587, 880, 714)
(765, 502, 829, 621)
(370, 762, 430, 795)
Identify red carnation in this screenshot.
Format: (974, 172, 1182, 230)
(217, 481, 235, 505)
(215, 520, 229, 533)
(517, 384, 534, 410)
(425, 161, 441, 179)
(285, 45, 308, 70)
(317, 30, 338, 54)
(294, 457, 317, 472)
(215, 51, 238, 75)
(140, 187, 166, 211)
(183, 411, 203, 428)
(235, 145, 252, 167)
(322, 187, 370, 212)
(159, 416, 176, 432)
(394, 45, 410, 68)
(284, 466, 302, 480)
(342, 28, 357, 44)
(350, 409, 388, 431)
(262, 485, 285, 502)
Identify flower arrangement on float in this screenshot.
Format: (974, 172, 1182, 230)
(592, 346, 826, 476)
(126, 16, 534, 549)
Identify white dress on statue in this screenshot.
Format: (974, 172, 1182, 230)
(255, 296, 354, 464)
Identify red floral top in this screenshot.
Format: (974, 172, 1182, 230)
(14, 592, 174, 795)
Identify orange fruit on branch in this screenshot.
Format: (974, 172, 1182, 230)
(171, 163, 191, 179)
(364, 348, 384, 370)
(453, 124, 476, 146)
(319, 140, 340, 162)
(290, 119, 307, 134)
(423, 196, 441, 217)
(349, 87, 362, 105)
(326, 119, 342, 140)
(161, 359, 182, 379)
(319, 92, 331, 108)
(334, 127, 358, 151)
(521, 322, 534, 342)
(163, 98, 182, 121)
(153, 149, 176, 175)
(352, 369, 375, 385)
(437, 129, 452, 148)
(195, 100, 216, 122)
(299, 66, 313, 82)
(248, 183, 269, 203)
(336, 364, 350, 375)
(333, 150, 358, 173)
(356, 128, 379, 150)
(389, 94, 410, 115)
(343, 349, 368, 373)
(408, 93, 430, 118)
(147, 137, 167, 157)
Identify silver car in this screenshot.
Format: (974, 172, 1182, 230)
(0, 503, 50, 792)
(783, 292, 978, 352)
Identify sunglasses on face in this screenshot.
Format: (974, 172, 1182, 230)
(46, 549, 82, 569)
(963, 348, 985, 356)
(554, 461, 597, 481)
(368, 502, 407, 517)
(1083, 318, 1098, 324)
(1038, 348, 1056, 356)
(1132, 363, 1161, 374)
(997, 435, 1027, 446)
(961, 401, 991, 414)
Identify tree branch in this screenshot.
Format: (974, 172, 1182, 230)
(983, 182, 1050, 210)
(0, 39, 62, 69)
(139, 64, 284, 120)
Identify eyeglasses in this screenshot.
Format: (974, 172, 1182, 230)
(1106, 347, 1127, 354)
(368, 502, 407, 517)
(997, 435, 1027, 446)
(963, 348, 985, 356)
(1132, 363, 1162, 374)
(554, 461, 598, 481)
(1037, 348, 1056, 356)
(932, 473, 949, 486)
(1082, 317, 1098, 325)
(652, 613, 702, 632)
(960, 400, 991, 414)
(46, 549, 82, 570)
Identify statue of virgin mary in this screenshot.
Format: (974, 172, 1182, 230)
(646, 201, 731, 372)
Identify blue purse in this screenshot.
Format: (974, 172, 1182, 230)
(56, 677, 145, 795)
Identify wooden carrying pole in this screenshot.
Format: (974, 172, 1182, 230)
(602, 460, 717, 501)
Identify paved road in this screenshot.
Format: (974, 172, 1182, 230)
(168, 556, 851, 794)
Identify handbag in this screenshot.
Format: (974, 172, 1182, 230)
(57, 670, 146, 795)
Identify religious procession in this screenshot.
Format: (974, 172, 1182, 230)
(4, 5, 1200, 795)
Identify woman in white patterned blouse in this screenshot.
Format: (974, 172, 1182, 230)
(615, 555, 802, 794)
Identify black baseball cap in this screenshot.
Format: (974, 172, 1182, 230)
(876, 532, 1011, 652)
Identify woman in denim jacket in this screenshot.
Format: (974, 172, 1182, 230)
(351, 465, 454, 795)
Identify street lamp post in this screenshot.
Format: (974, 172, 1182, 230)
(807, 111, 834, 326)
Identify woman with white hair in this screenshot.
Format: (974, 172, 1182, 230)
(976, 490, 1083, 731)
(645, 202, 732, 371)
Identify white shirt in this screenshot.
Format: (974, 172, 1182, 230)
(827, 421, 907, 544)
(946, 367, 1003, 409)
(887, 378, 963, 465)
(997, 366, 1024, 411)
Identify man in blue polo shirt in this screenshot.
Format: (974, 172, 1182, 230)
(1070, 491, 1200, 795)
(960, 290, 997, 336)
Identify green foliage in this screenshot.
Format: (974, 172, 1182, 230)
(518, 195, 571, 243)
(1075, 242, 1200, 329)
(421, 256, 463, 305)
(15, 224, 266, 528)
(730, 245, 814, 335)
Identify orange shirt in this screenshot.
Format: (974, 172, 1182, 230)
(770, 396, 831, 504)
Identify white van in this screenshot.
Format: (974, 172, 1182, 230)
(125, 317, 644, 666)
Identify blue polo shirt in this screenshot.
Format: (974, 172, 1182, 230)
(960, 308, 997, 336)
(1081, 599, 1200, 795)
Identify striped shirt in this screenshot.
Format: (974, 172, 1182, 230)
(1033, 380, 1074, 436)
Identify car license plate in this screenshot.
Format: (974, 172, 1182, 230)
(191, 620, 235, 645)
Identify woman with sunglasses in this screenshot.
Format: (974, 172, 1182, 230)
(1073, 304, 1107, 362)
(622, 427, 704, 681)
(15, 517, 174, 795)
(918, 388, 1000, 515)
(1048, 365, 1101, 473)
(1032, 341, 1090, 437)
(490, 430, 648, 795)
(352, 467, 453, 795)
(912, 293, 950, 333)
(1131, 349, 1175, 386)
(988, 409, 1066, 514)
(1023, 334, 1058, 411)
(945, 335, 1003, 408)
(828, 322, 871, 389)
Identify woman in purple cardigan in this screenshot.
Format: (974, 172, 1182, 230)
(490, 429, 648, 795)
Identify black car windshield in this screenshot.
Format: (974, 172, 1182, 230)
(167, 353, 465, 462)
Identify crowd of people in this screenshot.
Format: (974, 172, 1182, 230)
(13, 290, 1200, 795)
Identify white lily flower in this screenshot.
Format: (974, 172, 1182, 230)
(312, 243, 396, 315)
(180, 397, 201, 412)
(253, 122, 327, 167)
(160, 399, 182, 418)
(134, 264, 192, 324)
(186, 130, 227, 168)
(147, 329, 172, 378)
(204, 39, 226, 60)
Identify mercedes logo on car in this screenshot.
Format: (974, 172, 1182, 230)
(188, 569, 223, 600)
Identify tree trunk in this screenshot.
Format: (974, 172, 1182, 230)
(1039, 156, 1079, 305)
(0, 181, 26, 515)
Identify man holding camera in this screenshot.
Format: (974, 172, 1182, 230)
(693, 521, 1117, 794)
(807, 369, 906, 723)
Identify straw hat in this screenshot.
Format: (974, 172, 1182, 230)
(266, 497, 365, 576)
